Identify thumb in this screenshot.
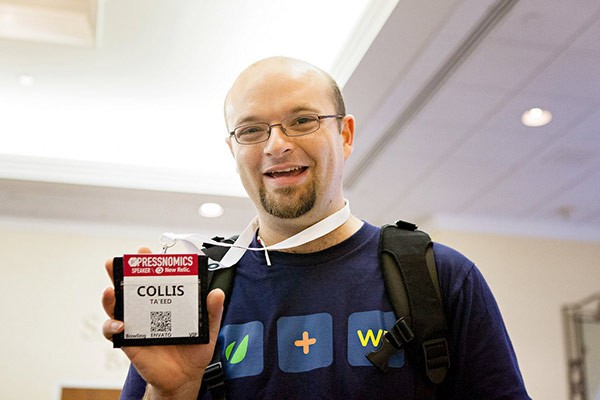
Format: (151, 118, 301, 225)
(206, 288, 225, 344)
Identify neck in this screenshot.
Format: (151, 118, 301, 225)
(256, 209, 364, 254)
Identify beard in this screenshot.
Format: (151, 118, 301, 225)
(259, 181, 317, 219)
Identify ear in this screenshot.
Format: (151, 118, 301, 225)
(225, 136, 241, 173)
(340, 114, 355, 160)
(225, 135, 236, 158)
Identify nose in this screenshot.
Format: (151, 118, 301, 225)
(263, 124, 293, 156)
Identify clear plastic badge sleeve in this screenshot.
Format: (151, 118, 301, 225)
(112, 253, 209, 347)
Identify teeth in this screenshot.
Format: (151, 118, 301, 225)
(276, 167, 302, 173)
(267, 166, 303, 174)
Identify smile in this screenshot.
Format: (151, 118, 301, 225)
(264, 166, 308, 179)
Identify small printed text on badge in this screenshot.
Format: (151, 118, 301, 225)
(150, 298, 173, 304)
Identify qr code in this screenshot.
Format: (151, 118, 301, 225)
(150, 311, 172, 333)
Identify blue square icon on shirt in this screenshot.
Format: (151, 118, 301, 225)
(277, 313, 333, 373)
(218, 321, 264, 379)
(347, 310, 405, 367)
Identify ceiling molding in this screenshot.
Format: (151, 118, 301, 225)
(0, 154, 246, 197)
(423, 213, 600, 243)
(0, 178, 255, 236)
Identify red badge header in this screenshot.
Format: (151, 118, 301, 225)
(123, 254, 198, 277)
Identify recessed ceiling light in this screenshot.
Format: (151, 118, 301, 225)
(18, 74, 34, 87)
(521, 107, 552, 127)
(198, 202, 224, 218)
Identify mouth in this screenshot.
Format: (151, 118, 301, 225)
(264, 166, 308, 179)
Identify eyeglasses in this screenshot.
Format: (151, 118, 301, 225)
(229, 114, 344, 145)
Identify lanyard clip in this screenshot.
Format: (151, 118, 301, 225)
(160, 235, 177, 254)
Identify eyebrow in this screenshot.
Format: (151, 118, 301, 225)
(233, 105, 321, 127)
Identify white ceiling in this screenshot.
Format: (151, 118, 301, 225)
(2, 0, 600, 241)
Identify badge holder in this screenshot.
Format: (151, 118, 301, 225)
(112, 240, 209, 347)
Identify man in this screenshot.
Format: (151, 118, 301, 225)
(102, 56, 530, 399)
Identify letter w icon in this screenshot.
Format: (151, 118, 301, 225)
(356, 329, 385, 347)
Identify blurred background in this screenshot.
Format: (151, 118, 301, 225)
(1, 0, 599, 399)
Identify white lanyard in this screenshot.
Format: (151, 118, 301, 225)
(160, 199, 351, 270)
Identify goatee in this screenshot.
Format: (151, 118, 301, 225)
(259, 183, 316, 219)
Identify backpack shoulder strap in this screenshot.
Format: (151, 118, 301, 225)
(199, 236, 238, 400)
(202, 235, 239, 295)
(377, 221, 450, 397)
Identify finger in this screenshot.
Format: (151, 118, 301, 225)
(102, 318, 124, 341)
(138, 246, 152, 254)
(102, 287, 116, 318)
(105, 257, 114, 283)
(206, 289, 225, 345)
(105, 246, 150, 282)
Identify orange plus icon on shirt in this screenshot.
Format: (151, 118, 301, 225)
(294, 331, 317, 354)
(277, 313, 332, 372)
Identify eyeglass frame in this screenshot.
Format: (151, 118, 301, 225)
(228, 114, 345, 145)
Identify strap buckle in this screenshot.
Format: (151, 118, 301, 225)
(203, 362, 225, 390)
(366, 317, 414, 372)
(394, 220, 418, 231)
(422, 338, 450, 384)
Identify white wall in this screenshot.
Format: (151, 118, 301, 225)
(1, 219, 598, 399)
(431, 229, 600, 400)
(0, 220, 216, 400)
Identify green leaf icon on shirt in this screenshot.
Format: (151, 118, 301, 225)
(225, 334, 249, 364)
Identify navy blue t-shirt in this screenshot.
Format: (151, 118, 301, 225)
(120, 222, 530, 399)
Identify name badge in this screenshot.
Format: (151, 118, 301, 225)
(112, 254, 209, 347)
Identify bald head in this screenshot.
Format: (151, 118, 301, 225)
(224, 56, 345, 128)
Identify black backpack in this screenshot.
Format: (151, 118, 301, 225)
(200, 221, 450, 399)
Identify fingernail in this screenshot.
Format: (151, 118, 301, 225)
(111, 321, 123, 332)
